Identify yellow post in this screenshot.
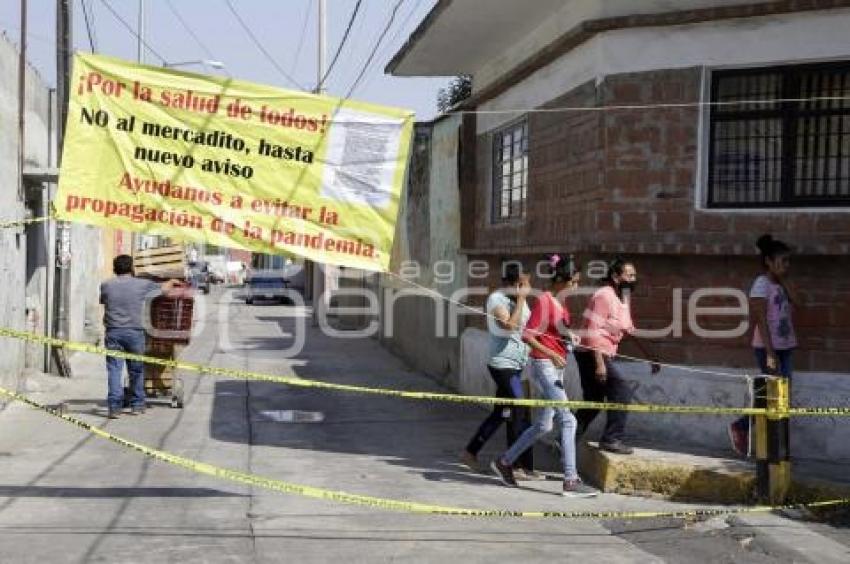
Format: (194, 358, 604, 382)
(755, 376, 791, 505)
(766, 377, 791, 505)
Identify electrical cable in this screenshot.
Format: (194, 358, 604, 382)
(345, 0, 406, 98)
(318, 0, 362, 89)
(165, 0, 230, 77)
(80, 0, 96, 52)
(86, 0, 99, 49)
(354, 0, 424, 93)
(98, 0, 167, 64)
(289, 0, 313, 80)
(222, 0, 305, 90)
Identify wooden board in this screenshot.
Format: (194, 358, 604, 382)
(133, 245, 186, 280)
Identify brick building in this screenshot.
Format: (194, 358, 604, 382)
(388, 0, 850, 374)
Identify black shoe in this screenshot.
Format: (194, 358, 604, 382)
(107, 410, 120, 420)
(130, 406, 146, 415)
(599, 440, 634, 455)
(575, 422, 588, 440)
(490, 459, 518, 487)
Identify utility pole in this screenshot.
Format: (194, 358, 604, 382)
(132, 0, 147, 251)
(51, 0, 72, 376)
(17, 0, 26, 202)
(137, 0, 145, 64)
(316, 0, 326, 94)
(310, 0, 329, 321)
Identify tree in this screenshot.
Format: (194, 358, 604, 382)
(436, 75, 471, 113)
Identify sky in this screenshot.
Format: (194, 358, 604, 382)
(0, 0, 449, 120)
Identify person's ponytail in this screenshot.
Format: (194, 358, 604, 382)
(756, 234, 791, 267)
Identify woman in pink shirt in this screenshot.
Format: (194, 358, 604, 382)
(574, 258, 659, 455)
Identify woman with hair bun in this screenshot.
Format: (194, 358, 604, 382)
(728, 234, 800, 456)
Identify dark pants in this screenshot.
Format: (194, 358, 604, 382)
(574, 351, 632, 444)
(105, 328, 146, 411)
(731, 348, 794, 435)
(465, 365, 534, 471)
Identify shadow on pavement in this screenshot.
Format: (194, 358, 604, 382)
(209, 379, 485, 480)
(0, 485, 244, 498)
(206, 307, 521, 487)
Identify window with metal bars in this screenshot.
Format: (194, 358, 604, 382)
(708, 62, 850, 208)
(492, 120, 528, 221)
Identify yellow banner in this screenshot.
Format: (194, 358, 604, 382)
(55, 53, 414, 271)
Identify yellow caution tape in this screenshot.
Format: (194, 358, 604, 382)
(1, 326, 849, 417)
(0, 326, 768, 416)
(0, 215, 52, 229)
(1, 385, 848, 520)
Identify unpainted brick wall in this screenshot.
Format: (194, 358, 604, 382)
(461, 65, 850, 372)
(463, 252, 850, 373)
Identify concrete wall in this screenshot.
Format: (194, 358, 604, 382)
(18, 37, 53, 373)
(377, 114, 468, 388)
(1, 33, 40, 390)
(67, 224, 104, 344)
(0, 33, 104, 393)
(0, 36, 26, 390)
(461, 327, 850, 464)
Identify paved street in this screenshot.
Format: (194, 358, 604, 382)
(1, 289, 848, 563)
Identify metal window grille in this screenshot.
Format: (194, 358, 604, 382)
(708, 61, 850, 208)
(492, 120, 528, 221)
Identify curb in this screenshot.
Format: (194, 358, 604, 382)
(575, 442, 850, 506)
(577, 442, 756, 503)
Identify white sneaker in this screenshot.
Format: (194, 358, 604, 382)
(562, 478, 598, 498)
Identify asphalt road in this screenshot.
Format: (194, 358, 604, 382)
(0, 288, 847, 563)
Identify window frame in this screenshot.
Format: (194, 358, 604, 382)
(707, 60, 850, 209)
(491, 118, 529, 222)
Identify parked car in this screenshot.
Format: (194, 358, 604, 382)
(205, 255, 227, 284)
(245, 272, 291, 304)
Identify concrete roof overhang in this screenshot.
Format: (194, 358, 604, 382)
(385, 0, 567, 76)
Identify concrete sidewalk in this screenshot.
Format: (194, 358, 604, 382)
(0, 289, 847, 562)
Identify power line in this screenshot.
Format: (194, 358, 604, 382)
(223, 0, 304, 90)
(165, 0, 230, 76)
(289, 0, 313, 79)
(87, 0, 99, 50)
(79, 0, 97, 51)
(355, 0, 424, 94)
(318, 0, 362, 89)
(345, 0, 406, 98)
(99, 0, 166, 64)
(323, 0, 371, 94)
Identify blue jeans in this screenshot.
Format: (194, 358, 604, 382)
(105, 328, 146, 411)
(502, 359, 578, 480)
(754, 348, 793, 379)
(732, 348, 794, 435)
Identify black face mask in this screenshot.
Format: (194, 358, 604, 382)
(618, 281, 637, 293)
